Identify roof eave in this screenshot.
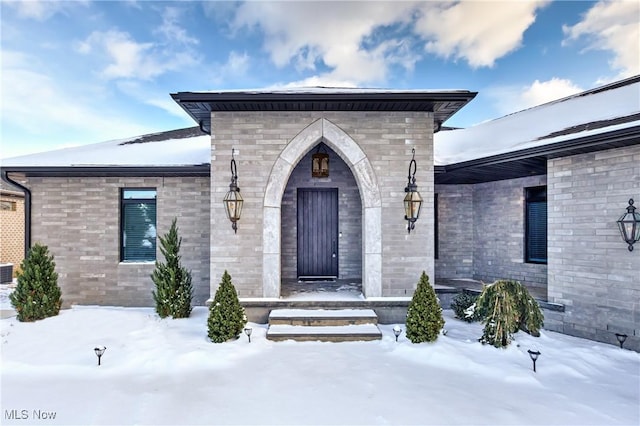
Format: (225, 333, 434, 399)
(436, 125, 640, 184)
(0, 165, 211, 178)
(171, 90, 478, 134)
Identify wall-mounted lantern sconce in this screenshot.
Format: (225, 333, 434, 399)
(403, 148, 422, 234)
(312, 144, 329, 178)
(616, 199, 640, 251)
(223, 149, 243, 234)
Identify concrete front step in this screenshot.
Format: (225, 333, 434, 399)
(267, 324, 382, 342)
(266, 308, 382, 342)
(268, 308, 378, 326)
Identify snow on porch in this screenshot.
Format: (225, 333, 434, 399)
(269, 308, 377, 319)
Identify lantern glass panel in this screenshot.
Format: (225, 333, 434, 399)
(404, 190, 422, 220)
(618, 213, 634, 242)
(224, 190, 243, 221)
(312, 153, 330, 178)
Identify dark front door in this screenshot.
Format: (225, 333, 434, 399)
(297, 188, 338, 279)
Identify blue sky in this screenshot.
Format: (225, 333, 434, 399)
(1, 0, 638, 158)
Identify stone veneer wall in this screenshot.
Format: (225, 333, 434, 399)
(434, 184, 474, 279)
(472, 175, 548, 291)
(210, 112, 434, 298)
(435, 176, 548, 293)
(281, 144, 362, 282)
(547, 145, 640, 350)
(23, 176, 210, 307)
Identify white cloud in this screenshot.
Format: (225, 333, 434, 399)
(520, 78, 583, 109)
(77, 28, 200, 81)
(76, 6, 201, 81)
(486, 78, 584, 117)
(413, 1, 551, 68)
(228, 1, 551, 85)
(3, 0, 89, 21)
(1, 50, 153, 157)
(155, 6, 199, 46)
(230, 1, 419, 86)
(222, 51, 251, 77)
(563, 0, 640, 80)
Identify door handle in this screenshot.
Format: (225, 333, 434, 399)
(332, 240, 336, 258)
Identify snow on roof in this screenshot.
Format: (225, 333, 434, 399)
(434, 77, 640, 165)
(2, 127, 210, 168)
(191, 86, 471, 95)
(3, 79, 638, 170)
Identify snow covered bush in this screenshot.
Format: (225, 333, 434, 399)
(151, 218, 193, 318)
(476, 279, 544, 348)
(450, 292, 481, 323)
(406, 271, 444, 343)
(10, 243, 62, 322)
(207, 270, 246, 343)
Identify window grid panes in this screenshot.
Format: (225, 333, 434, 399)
(121, 189, 157, 262)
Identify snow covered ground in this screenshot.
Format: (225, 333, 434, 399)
(1, 305, 638, 426)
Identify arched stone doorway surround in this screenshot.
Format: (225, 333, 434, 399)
(262, 118, 382, 298)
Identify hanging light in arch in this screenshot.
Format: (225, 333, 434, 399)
(312, 144, 329, 178)
(223, 149, 243, 234)
(617, 198, 640, 251)
(403, 148, 423, 234)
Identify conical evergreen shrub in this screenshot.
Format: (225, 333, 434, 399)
(10, 243, 62, 322)
(406, 271, 444, 343)
(476, 279, 544, 348)
(151, 218, 193, 318)
(207, 270, 246, 343)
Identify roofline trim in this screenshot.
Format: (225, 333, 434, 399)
(0, 165, 211, 177)
(171, 90, 478, 104)
(441, 125, 640, 173)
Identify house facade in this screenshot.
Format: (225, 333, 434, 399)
(2, 78, 639, 350)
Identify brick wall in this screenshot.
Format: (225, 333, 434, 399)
(548, 145, 640, 350)
(472, 176, 548, 291)
(434, 184, 474, 279)
(435, 176, 548, 294)
(210, 112, 434, 298)
(24, 176, 210, 307)
(0, 192, 25, 271)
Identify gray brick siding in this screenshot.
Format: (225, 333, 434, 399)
(434, 184, 474, 278)
(548, 145, 640, 350)
(210, 112, 434, 298)
(472, 176, 548, 290)
(24, 176, 210, 307)
(435, 175, 548, 293)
